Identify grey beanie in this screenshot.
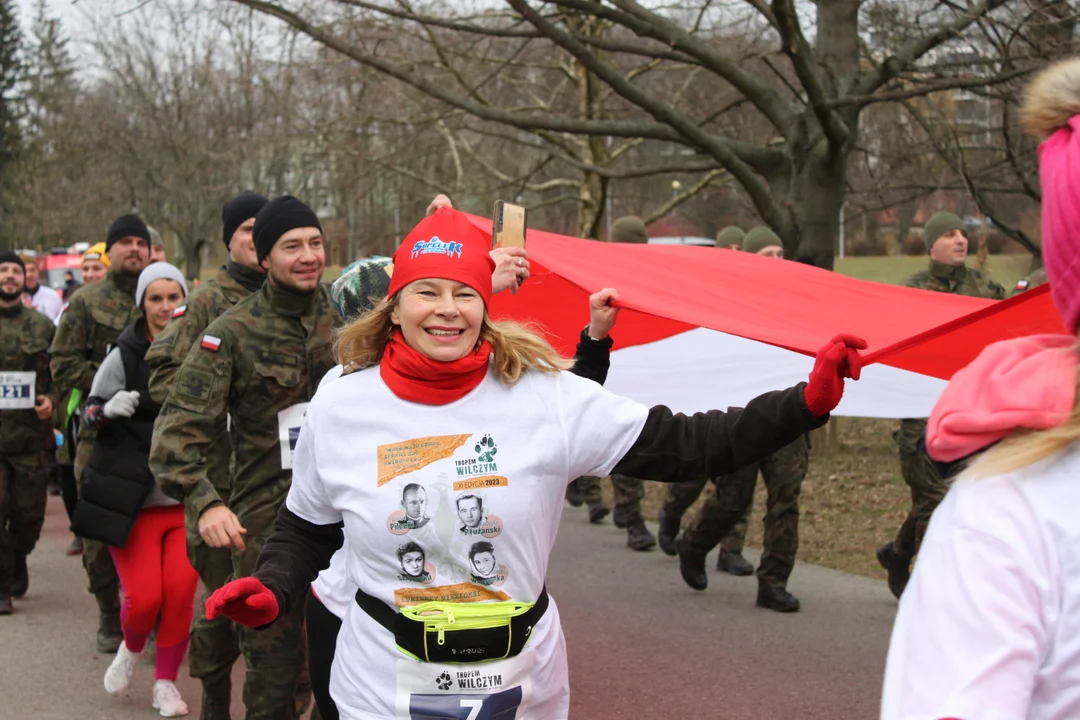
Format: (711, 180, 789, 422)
(135, 262, 187, 308)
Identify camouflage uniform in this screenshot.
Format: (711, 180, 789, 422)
(151, 281, 341, 720)
(576, 475, 603, 504)
(611, 474, 646, 519)
(145, 260, 264, 702)
(572, 476, 645, 512)
(50, 269, 141, 613)
(0, 304, 55, 601)
(891, 260, 1006, 565)
(659, 477, 708, 526)
(661, 482, 753, 553)
(680, 436, 809, 589)
(656, 483, 751, 557)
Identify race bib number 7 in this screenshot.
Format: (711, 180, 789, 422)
(0, 371, 36, 410)
(408, 687, 522, 719)
(396, 654, 531, 720)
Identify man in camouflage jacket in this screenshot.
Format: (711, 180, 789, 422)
(50, 214, 150, 652)
(877, 211, 1006, 600)
(145, 190, 267, 720)
(151, 196, 341, 720)
(0, 252, 55, 614)
(667, 227, 810, 613)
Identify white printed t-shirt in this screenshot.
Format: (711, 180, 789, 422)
(881, 442, 1080, 720)
(310, 363, 354, 619)
(287, 363, 649, 720)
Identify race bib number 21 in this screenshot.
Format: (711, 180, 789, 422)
(0, 371, 35, 410)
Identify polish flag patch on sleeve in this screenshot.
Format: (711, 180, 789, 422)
(200, 335, 222, 352)
(173, 305, 186, 318)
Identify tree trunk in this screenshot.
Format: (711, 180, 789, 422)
(569, 13, 609, 240)
(578, 138, 608, 239)
(789, 144, 848, 269)
(180, 236, 203, 280)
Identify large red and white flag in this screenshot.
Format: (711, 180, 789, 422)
(472, 216, 1062, 419)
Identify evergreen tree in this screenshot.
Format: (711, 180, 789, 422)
(0, 0, 20, 249)
(0, 0, 19, 170)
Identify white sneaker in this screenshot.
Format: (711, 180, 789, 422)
(152, 680, 189, 718)
(103, 641, 139, 695)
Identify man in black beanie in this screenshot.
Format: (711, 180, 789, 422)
(144, 189, 268, 718)
(105, 214, 152, 278)
(152, 195, 338, 720)
(50, 212, 150, 653)
(0, 250, 56, 614)
(253, 194, 323, 265)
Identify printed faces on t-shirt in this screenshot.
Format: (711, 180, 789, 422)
(379, 432, 514, 605)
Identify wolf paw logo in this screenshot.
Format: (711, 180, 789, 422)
(475, 434, 498, 463)
(436, 671, 453, 691)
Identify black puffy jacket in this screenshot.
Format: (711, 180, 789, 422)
(73, 318, 162, 548)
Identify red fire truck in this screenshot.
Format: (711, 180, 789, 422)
(37, 247, 88, 290)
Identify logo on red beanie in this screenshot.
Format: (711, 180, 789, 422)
(388, 208, 495, 306)
(410, 236, 463, 260)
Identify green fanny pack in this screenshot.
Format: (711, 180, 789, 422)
(354, 586, 548, 664)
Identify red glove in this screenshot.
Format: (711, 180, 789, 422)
(205, 576, 280, 627)
(804, 334, 867, 416)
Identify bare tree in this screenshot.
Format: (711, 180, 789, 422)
(217, 0, 1069, 268)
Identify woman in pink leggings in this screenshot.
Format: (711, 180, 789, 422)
(72, 262, 196, 717)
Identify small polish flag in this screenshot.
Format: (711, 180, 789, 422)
(173, 305, 186, 318)
(200, 335, 221, 352)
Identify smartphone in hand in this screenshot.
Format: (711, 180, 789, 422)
(492, 200, 528, 293)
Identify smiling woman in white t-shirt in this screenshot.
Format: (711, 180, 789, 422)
(206, 206, 865, 720)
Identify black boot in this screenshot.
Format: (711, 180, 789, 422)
(200, 674, 232, 720)
(716, 549, 755, 576)
(564, 480, 584, 508)
(675, 535, 708, 591)
(97, 610, 123, 654)
(626, 516, 656, 551)
(876, 542, 910, 600)
(0, 592, 12, 615)
(612, 504, 629, 529)
(11, 554, 28, 598)
(657, 508, 680, 557)
(587, 500, 610, 524)
(756, 585, 801, 613)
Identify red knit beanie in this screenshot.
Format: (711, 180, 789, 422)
(388, 207, 495, 305)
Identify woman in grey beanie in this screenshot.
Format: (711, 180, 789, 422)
(73, 261, 193, 717)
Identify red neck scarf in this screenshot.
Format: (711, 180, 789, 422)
(380, 332, 492, 405)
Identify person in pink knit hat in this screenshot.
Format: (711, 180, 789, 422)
(880, 58, 1080, 720)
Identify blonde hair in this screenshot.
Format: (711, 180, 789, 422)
(968, 360, 1080, 478)
(334, 297, 573, 383)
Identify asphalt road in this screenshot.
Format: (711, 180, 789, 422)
(0, 497, 897, 719)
